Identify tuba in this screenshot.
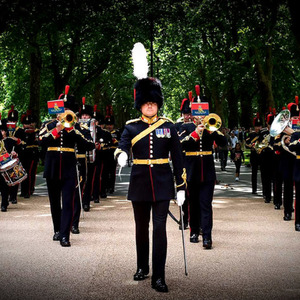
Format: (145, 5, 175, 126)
(58, 110, 77, 129)
(270, 109, 296, 156)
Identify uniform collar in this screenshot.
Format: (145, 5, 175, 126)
(141, 114, 158, 124)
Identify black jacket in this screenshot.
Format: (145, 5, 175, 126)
(117, 116, 186, 202)
(179, 125, 226, 183)
(39, 120, 95, 180)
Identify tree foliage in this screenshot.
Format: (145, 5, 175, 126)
(0, 0, 299, 128)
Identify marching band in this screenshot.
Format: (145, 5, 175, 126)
(0, 43, 299, 293)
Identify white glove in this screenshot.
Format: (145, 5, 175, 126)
(117, 152, 128, 167)
(177, 190, 185, 206)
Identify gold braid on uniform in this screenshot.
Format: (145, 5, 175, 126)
(290, 140, 299, 146)
(177, 168, 187, 188)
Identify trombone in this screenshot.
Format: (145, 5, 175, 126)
(57, 110, 77, 129)
(194, 113, 222, 136)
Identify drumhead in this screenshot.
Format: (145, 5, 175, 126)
(0, 158, 18, 171)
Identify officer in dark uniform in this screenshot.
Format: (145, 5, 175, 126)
(0, 118, 23, 212)
(286, 99, 299, 230)
(259, 112, 274, 203)
(105, 110, 121, 195)
(245, 114, 262, 195)
(272, 106, 295, 220)
(72, 100, 94, 233)
(176, 97, 195, 230)
(92, 109, 112, 202)
(19, 111, 40, 198)
(270, 109, 284, 210)
(179, 111, 226, 249)
(39, 94, 95, 247)
(6, 105, 25, 204)
(115, 76, 186, 293)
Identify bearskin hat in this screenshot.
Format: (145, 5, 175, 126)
(78, 98, 93, 118)
(253, 113, 262, 127)
(7, 105, 18, 122)
(180, 98, 191, 114)
(265, 108, 276, 126)
(105, 115, 115, 125)
(134, 77, 163, 111)
(287, 96, 299, 117)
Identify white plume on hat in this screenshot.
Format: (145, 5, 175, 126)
(132, 42, 149, 80)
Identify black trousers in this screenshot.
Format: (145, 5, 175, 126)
(83, 162, 96, 207)
(92, 157, 105, 199)
(283, 179, 294, 214)
(46, 177, 76, 240)
(250, 155, 260, 194)
(234, 160, 242, 175)
(260, 153, 273, 201)
(21, 158, 38, 196)
(219, 149, 228, 170)
(294, 181, 300, 225)
(188, 180, 215, 240)
(132, 200, 169, 281)
(0, 175, 9, 208)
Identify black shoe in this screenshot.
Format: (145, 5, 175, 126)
(94, 198, 100, 203)
(108, 189, 114, 194)
(264, 199, 271, 203)
(83, 205, 90, 212)
(60, 237, 71, 247)
(71, 226, 80, 234)
(203, 238, 212, 249)
(151, 278, 168, 293)
(24, 194, 30, 199)
(190, 233, 199, 243)
(11, 199, 17, 204)
(274, 204, 281, 210)
(252, 191, 257, 195)
(19, 193, 25, 197)
(1, 206, 7, 212)
(100, 194, 107, 198)
(133, 268, 149, 281)
(53, 232, 60, 241)
(283, 213, 292, 221)
(295, 224, 300, 232)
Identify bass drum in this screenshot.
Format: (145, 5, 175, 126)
(0, 158, 28, 186)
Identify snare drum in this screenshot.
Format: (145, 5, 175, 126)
(0, 158, 28, 186)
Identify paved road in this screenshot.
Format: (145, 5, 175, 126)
(1, 159, 299, 300)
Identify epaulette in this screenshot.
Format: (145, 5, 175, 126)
(159, 116, 174, 124)
(126, 118, 140, 125)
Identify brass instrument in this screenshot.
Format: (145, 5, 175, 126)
(255, 134, 271, 154)
(195, 113, 222, 138)
(270, 109, 293, 137)
(270, 109, 296, 156)
(58, 110, 77, 129)
(202, 113, 222, 132)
